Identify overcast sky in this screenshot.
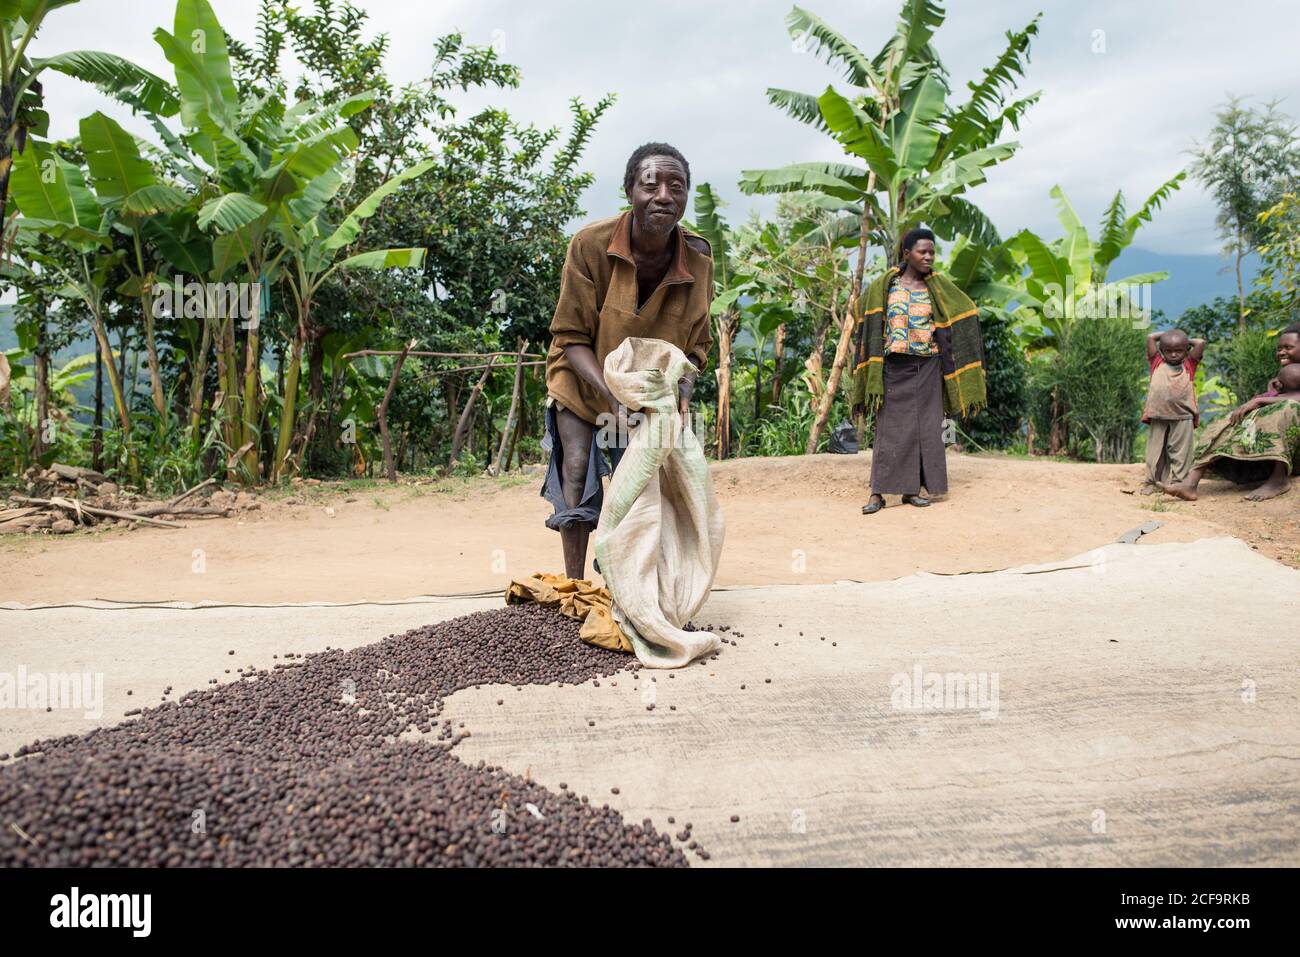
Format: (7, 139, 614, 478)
(32, 0, 1300, 258)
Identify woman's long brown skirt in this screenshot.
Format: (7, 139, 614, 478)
(870, 353, 948, 496)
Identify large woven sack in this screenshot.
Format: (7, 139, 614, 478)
(594, 338, 724, 668)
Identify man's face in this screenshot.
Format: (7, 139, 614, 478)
(628, 156, 688, 236)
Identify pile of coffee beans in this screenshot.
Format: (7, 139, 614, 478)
(0, 604, 686, 867)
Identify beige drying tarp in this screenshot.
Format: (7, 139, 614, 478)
(2, 537, 1297, 867)
(442, 537, 1300, 867)
(596, 338, 724, 668)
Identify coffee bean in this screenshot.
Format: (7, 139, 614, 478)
(0, 604, 684, 868)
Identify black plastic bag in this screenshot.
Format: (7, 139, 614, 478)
(828, 420, 859, 454)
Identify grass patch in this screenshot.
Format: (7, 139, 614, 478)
(1141, 498, 1177, 512)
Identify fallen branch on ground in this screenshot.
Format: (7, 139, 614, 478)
(14, 496, 186, 529)
(168, 477, 217, 507)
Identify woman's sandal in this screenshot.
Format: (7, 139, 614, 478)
(902, 494, 930, 507)
(862, 497, 884, 515)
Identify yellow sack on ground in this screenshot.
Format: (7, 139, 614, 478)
(505, 572, 633, 653)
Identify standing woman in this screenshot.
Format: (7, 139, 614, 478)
(851, 228, 987, 514)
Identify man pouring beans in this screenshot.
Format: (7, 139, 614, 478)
(540, 143, 715, 579)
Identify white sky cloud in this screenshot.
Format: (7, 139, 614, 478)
(32, 0, 1300, 258)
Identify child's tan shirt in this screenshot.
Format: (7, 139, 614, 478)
(1143, 355, 1199, 426)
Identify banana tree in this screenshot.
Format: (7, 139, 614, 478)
(741, 2, 1041, 452)
(7, 139, 137, 474)
(999, 176, 1184, 453)
(1, 0, 179, 261)
(79, 110, 191, 426)
(736, 300, 794, 423)
(0, 344, 95, 466)
(692, 183, 747, 458)
(1003, 176, 1185, 349)
(147, 0, 382, 481)
(733, 197, 855, 408)
(263, 159, 434, 480)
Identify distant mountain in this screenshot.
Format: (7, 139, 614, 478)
(1, 305, 98, 363)
(1112, 248, 1260, 323)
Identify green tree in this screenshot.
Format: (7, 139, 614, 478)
(1257, 190, 1300, 317)
(1004, 178, 1184, 349)
(1, 0, 179, 261)
(742, 2, 1041, 452)
(7, 139, 136, 473)
(230, 1, 610, 475)
(998, 178, 1183, 454)
(1189, 97, 1300, 329)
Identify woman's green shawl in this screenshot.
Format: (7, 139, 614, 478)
(849, 267, 988, 417)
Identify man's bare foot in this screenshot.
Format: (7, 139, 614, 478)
(1245, 478, 1291, 501)
(1138, 483, 1159, 496)
(1159, 481, 1197, 501)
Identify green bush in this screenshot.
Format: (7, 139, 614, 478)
(1227, 328, 1281, 402)
(960, 311, 1027, 449)
(1024, 354, 1060, 454)
(450, 450, 484, 477)
(735, 380, 855, 456)
(738, 383, 818, 457)
(1056, 316, 1148, 463)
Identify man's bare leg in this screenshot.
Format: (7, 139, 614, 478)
(1160, 466, 1205, 501)
(556, 407, 594, 579)
(1245, 461, 1291, 501)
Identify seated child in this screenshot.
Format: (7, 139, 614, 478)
(1140, 329, 1206, 493)
(1228, 361, 1300, 425)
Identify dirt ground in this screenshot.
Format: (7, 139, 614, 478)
(2, 451, 1297, 605)
(3, 454, 1298, 867)
(3, 538, 1296, 866)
